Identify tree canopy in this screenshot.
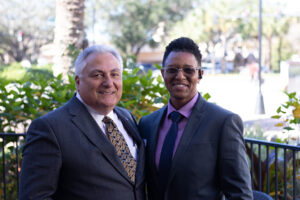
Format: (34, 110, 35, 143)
(0, 0, 55, 63)
(168, 0, 298, 71)
(93, 0, 197, 56)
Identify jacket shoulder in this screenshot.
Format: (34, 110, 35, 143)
(115, 106, 131, 115)
(138, 107, 165, 139)
(115, 106, 135, 121)
(40, 100, 71, 120)
(140, 106, 165, 124)
(32, 96, 81, 127)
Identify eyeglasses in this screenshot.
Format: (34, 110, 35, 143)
(164, 67, 201, 76)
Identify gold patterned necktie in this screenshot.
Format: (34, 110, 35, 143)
(102, 116, 136, 182)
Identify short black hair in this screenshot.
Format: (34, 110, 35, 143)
(162, 37, 202, 67)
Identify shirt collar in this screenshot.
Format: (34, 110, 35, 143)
(167, 92, 199, 119)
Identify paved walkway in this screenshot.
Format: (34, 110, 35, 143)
(197, 72, 287, 121)
(197, 72, 293, 139)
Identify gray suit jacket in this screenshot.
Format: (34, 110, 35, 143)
(139, 94, 252, 200)
(20, 95, 145, 200)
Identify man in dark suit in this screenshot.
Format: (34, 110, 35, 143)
(20, 45, 145, 200)
(139, 37, 252, 200)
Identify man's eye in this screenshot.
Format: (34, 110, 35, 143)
(166, 68, 178, 74)
(184, 68, 195, 74)
(111, 73, 121, 77)
(93, 73, 104, 78)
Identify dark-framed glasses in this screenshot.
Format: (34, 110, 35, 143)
(164, 67, 201, 76)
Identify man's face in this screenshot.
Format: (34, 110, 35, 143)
(161, 51, 200, 109)
(75, 52, 122, 115)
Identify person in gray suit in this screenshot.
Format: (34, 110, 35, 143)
(139, 37, 253, 200)
(19, 45, 145, 200)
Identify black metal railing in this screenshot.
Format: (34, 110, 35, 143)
(245, 138, 300, 200)
(0, 133, 26, 200)
(1, 134, 299, 200)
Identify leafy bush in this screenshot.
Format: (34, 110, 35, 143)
(0, 63, 53, 82)
(0, 134, 25, 199)
(0, 74, 75, 133)
(1, 59, 210, 131)
(0, 60, 211, 199)
(272, 91, 300, 132)
(0, 71, 75, 199)
(0, 63, 167, 132)
(244, 92, 300, 199)
(120, 60, 169, 120)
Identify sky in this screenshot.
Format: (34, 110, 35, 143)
(265, 0, 300, 16)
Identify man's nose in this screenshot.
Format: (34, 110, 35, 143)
(175, 69, 185, 79)
(103, 76, 113, 86)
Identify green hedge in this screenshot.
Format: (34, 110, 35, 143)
(0, 60, 211, 198)
(0, 61, 170, 198)
(0, 61, 171, 133)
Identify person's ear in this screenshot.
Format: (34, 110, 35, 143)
(75, 75, 80, 88)
(198, 69, 203, 79)
(161, 68, 165, 78)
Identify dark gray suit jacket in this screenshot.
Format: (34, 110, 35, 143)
(139, 94, 252, 200)
(20, 95, 145, 200)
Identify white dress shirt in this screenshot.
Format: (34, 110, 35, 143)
(76, 93, 137, 159)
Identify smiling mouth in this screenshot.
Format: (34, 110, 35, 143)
(99, 91, 115, 94)
(172, 83, 188, 88)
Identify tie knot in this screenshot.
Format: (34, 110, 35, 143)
(169, 111, 183, 123)
(102, 116, 113, 124)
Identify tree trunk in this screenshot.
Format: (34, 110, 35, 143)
(53, 0, 85, 79)
(267, 36, 272, 72)
(277, 36, 283, 72)
(211, 44, 216, 75)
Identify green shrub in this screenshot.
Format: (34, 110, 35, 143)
(272, 91, 300, 132)
(0, 63, 53, 82)
(0, 60, 211, 199)
(0, 72, 75, 199)
(0, 62, 167, 132)
(0, 74, 75, 133)
(0, 134, 25, 199)
(0, 59, 211, 127)
(120, 61, 169, 120)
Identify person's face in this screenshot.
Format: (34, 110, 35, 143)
(75, 52, 122, 115)
(161, 51, 201, 109)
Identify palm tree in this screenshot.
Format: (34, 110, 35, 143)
(53, 0, 85, 79)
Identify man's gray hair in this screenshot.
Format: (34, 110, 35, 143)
(74, 45, 123, 76)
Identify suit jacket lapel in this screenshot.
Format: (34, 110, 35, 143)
(68, 96, 132, 183)
(114, 107, 140, 144)
(168, 94, 206, 183)
(148, 107, 167, 183)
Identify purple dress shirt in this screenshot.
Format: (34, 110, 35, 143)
(155, 93, 199, 169)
